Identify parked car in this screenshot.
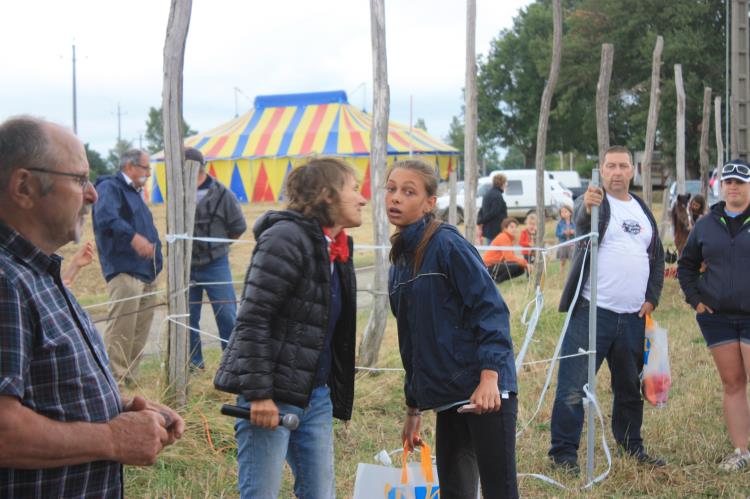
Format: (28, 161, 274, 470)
(666, 180, 720, 210)
(549, 171, 586, 199)
(436, 169, 573, 224)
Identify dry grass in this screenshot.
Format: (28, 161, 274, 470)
(66, 202, 750, 497)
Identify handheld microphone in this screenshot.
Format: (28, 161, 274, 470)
(220, 404, 300, 430)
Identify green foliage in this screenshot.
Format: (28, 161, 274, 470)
(414, 117, 428, 132)
(478, 0, 725, 176)
(145, 106, 197, 154)
(106, 138, 134, 171)
(85, 144, 110, 180)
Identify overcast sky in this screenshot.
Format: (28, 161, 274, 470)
(1, 0, 531, 157)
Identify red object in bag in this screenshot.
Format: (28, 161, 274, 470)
(641, 315, 672, 407)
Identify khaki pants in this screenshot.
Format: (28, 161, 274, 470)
(104, 273, 157, 385)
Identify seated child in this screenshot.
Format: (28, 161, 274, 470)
(482, 217, 532, 283)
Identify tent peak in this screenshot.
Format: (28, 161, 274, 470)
(254, 90, 348, 109)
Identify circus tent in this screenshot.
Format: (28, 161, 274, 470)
(148, 90, 459, 203)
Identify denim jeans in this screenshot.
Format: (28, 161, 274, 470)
(235, 386, 335, 499)
(188, 255, 237, 368)
(549, 300, 646, 462)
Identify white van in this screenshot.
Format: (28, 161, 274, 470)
(549, 171, 585, 198)
(436, 169, 572, 223)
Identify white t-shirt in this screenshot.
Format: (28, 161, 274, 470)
(582, 194, 652, 313)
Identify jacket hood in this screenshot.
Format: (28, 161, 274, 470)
(399, 215, 456, 253)
(253, 210, 323, 241)
(94, 173, 120, 189)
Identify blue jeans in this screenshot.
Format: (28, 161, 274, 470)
(189, 255, 237, 368)
(549, 300, 646, 462)
(235, 386, 335, 499)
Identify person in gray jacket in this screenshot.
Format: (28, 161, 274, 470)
(186, 148, 247, 370)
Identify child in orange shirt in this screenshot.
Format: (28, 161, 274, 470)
(483, 218, 531, 283)
(519, 211, 537, 264)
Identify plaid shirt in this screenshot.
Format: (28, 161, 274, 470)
(0, 223, 123, 498)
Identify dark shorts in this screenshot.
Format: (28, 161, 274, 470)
(696, 312, 750, 348)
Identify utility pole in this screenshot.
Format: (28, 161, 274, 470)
(113, 103, 126, 143)
(72, 43, 78, 135)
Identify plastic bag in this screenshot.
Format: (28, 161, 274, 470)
(353, 442, 440, 499)
(641, 314, 672, 407)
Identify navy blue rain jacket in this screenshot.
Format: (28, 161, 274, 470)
(389, 218, 517, 410)
(678, 201, 750, 314)
(92, 174, 163, 282)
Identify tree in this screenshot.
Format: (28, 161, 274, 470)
(445, 114, 501, 176)
(145, 106, 197, 154)
(477, 0, 725, 176)
(414, 118, 428, 132)
(85, 144, 110, 180)
(106, 138, 134, 171)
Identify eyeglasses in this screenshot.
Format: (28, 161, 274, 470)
(25, 167, 91, 190)
(722, 163, 750, 176)
(133, 163, 153, 172)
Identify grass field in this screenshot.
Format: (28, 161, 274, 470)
(64, 201, 750, 497)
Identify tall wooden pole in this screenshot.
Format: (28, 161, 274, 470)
(533, 0, 562, 287)
(715, 96, 725, 173)
(358, 0, 390, 367)
(700, 88, 713, 201)
(642, 36, 663, 209)
(675, 64, 686, 195)
(596, 44, 614, 165)
(163, 0, 195, 405)
(464, 0, 478, 243)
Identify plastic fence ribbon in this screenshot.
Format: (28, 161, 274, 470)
(400, 441, 409, 484)
(515, 286, 544, 373)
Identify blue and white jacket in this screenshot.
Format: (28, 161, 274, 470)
(389, 217, 517, 410)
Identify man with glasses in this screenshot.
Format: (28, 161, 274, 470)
(0, 116, 183, 497)
(93, 148, 163, 387)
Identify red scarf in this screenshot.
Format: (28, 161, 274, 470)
(322, 228, 350, 263)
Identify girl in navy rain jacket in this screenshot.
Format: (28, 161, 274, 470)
(386, 159, 519, 499)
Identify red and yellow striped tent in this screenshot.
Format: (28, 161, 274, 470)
(148, 90, 459, 203)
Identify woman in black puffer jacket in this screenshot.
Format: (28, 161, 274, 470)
(214, 157, 366, 498)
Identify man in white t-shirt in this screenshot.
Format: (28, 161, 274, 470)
(549, 146, 665, 473)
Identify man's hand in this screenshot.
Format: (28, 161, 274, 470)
(250, 399, 279, 429)
(638, 301, 655, 318)
(469, 370, 501, 414)
(124, 396, 185, 445)
(130, 234, 155, 259)
(107, 407, 168, 465)
(583, 185, 604, 214)
(402, 410, 422, 452)
(695, 302, 714, 314)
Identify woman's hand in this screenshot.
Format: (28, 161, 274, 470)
(402, 408, 422, 452)
(469, 370, 502, 414)
(250, 399, 279, 429)
(696, 302, 714, 314)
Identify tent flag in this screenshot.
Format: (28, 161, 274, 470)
(361, 160, 371, 199)
(252, 161, 275, 202)
(151, 176, 164, 204)
(278, 160, 293, 201)
(230, 162, 248, 203)
(208, 162, 217, 178)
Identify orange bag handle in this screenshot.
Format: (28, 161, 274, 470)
(400, 441, 434, 484)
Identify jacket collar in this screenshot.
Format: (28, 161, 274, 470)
(400, 216, 432, 253)
(0, 222, 62, 277)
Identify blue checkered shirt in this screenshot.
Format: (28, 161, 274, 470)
(0, 223, 123, 498)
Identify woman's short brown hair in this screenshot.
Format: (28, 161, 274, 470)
(285, 157, 357, 227)
(492, 173, 507, 189)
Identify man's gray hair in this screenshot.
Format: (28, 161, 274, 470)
(0, 115, 55, 194)
(120, 148, 145, 170)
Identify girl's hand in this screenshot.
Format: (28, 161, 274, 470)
(402, 409, 422, 451)
(469, 370, 501, 414)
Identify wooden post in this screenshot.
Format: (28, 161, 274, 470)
(163, 0, 194, 406)
(357, 0, 390, 367)
(596, 44, 614, 164)
(533, 0, 562, 286)
(715, 96, 725, 171)
(642, 36, 663, 209)
(675, 64, 686, 195)
(463, 0, 478, 243)
(448, 165, 458, 226)
(569, 151, 573, 171)
(699, 88, 712, 201)
(731, 96, 741, 158)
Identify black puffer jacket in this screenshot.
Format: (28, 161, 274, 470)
(214, 210, 357, 420)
